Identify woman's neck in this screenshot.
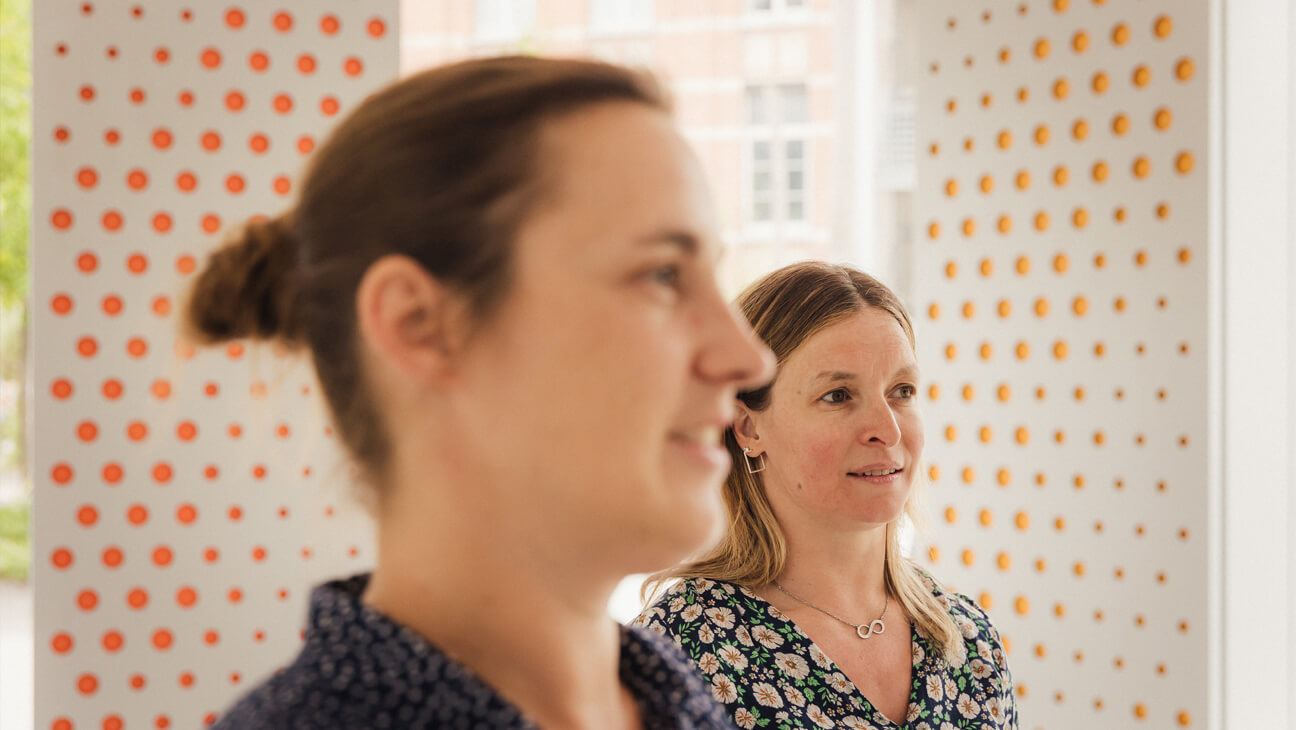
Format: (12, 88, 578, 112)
(771, 517, 892, 612)
(362, 482, 641, 730)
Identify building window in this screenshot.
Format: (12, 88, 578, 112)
(590, 0, 654, 34)
(746, 83, 809, 226)
(475, 0, 536, 44)
(749, 0, 807, 12)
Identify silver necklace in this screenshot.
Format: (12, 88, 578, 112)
(773, 581, 889, 640)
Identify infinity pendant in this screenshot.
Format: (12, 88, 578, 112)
(856, 619, 886, 640)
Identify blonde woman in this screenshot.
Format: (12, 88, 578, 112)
(638, 262, 1016, 730)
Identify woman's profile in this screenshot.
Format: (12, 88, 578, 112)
(187, 55, 774, 729)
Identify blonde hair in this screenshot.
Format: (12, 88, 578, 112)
(645, 261, 962, 660)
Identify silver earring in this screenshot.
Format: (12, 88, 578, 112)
(742, 447, 766, 474)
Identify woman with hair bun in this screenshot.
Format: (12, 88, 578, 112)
(191, 55, 773, 729)
(639, 262, 1017, 730)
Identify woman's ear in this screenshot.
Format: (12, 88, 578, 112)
(732, 401, 763, 456)
(355, 254, 470, 387)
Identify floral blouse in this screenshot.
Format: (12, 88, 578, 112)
(213, 573, 736, 729)
(634, 571, 1017, 730)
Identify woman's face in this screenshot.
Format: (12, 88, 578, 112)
(747, 308, 923, 533)
(448, 102, 773, 571)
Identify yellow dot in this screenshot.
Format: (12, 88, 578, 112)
(998, 130, 1013, 149)
(1053, 78, 1070, 99)
(1054, 341, 1069, 359)
(945, 425, 958, 442)
(979, 508, 993, 526)
(1034, 298, 1050, 316)
(928, 303, 941, 320)
(979, 175, 994, 193)
(1155, 107, 1173, 129)
(945, 179, 959, 196)
(1073, 296, 1089, 315)
(1073, 118, 1090, 139)
(961, 384, 975, 401)
(944, 506, 958, 523)
(1092, 161, 1109, 182)
(996, 469, 1011, 485)
(962, 549, 975, 566)
(945, 343, 957, 360)
(1092, 72, 1109, 94)
(962, 218, 976, 236)
(928, 546, 940, 562)
(1072, 208, 1089, 228)
(979, 426, 993, 443)
(979, 342, 993, 360)
(1015, 342, 1030, 360)
(928, 222, 941, 239)
(945, 260, 958, 278)
(1112, 23, 1130, 45)
(1014, 596, 1030, 615)
(998, 384, 1012, 401)
(1015, 170, 1031, 189)
(1133, 65, 1151, 87)
(1015, 511, 1029, 529)
(1034, 38, 1051, 58)
(997, 552, 1012, 570)
(997, 216, 1012, 234)
(979, 258, 994, 276)
(1176, 58, 1195, 81)
(1113, 114, 1130, 135)
(962, 467, 975, 483)
(929, 465, 941, 481)
(1133, 157, 1151, 178)
(1176, 152, 1195, 174)
(1053, 0, 1069, 11)
(1034, 125, 1050, 145)
(1072, 30, 1089, 52)
(1015, 256, 1031, 274)
(1034, 211, 1050, 231)
(1015, 427, 1030, 445)
(1154, 15, 1173, 38)
(962, 301, 975, 318)
(1053, 166, 1069, 186)
(997, 299, 1012, 318)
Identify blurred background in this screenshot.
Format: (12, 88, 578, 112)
(2, 1, 1293, 729)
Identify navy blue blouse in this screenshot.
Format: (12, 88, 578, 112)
(211, 573, 735, 729)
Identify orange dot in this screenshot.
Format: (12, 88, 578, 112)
(152, 128, 173, 149)
(979, 342, 993, 360)
(80, 85, 96, 101)
(78, 673, 99, 695)
(249, 51, 269, 71)
(961, 219, 975, 237)
(1015, 512, 1030, 529)
(225, 8, 244, 27)
(204, 630, 220, 645)
(77, 505, 98, 526)
(1176, 152, 1195, 174)
(101, 630, 123, 650)
(229, 506, 244, 521)
(51, 209, 74, 230)
(228, 588, 244, 603)
(201, 214, 222, 233)
(1053, 78, 1069, 99)
(77, 590, 99, 610)
(52, 462, 74, 483)
(1153, 15, 1173, 38)
(320, 96, 340, 116)
(152, 212, 172, 233)
(76, 166, 99, 189)
(77, 337, 98, 358)
(273, 176, 292, 195)
(944, 506, 958, 523)
(128, 87, 147, 104)
(1176, 58, 1195, 81)
(152, 629, 173, 650)
(1033, 125, 1050, 145)
(177, 504, 197, 524)
(203, 547, 219, 562)
(1177, 711, 1192, 726)
(77, 421, 98, 442)
(1034, 38, 1050, 58)
(297, 136, 315, 154)
(1091, 71, 1109, 94)
(961, 549, 975, 566)
(225, 174, 245, 194)
(273, 94, 293, 114)
(979, 508, 993, 525)
(51, 632, 74, 653)
(1014, 342, 1030, 360)
(1112, 23, 1130, 45)
(102, 463, 123, 483)
(962, 467, 975, 484)
(204, 465, 220, 480)
(201, 131, 221, 151)
(101, 210, 123, 231)
(127, 588, 149, 608)
(320, 13, 340, 33)
(152, 545, 173, 566)
(1034, 211, 1050, 231)
(368, 17, 387, 37)
(273, 11, 293, 31)
(927, 303, 940, 320)
(151, 379, 172, 400)
(224, 90, 244, 111)
(1054, 341, 1069, 359)
(52, 548, 73, 569)
(297, 53, 317, 74)
(1013, 595, 1030, 615)
(127, 504, 149, 524)
(127, 338, 148, 358)
(944, 343, 957, 360)
(151, 296, 171, 316)
(1072, 208, 1089, 228)
(1133, 66, 1151, 87)
(997, 130, 1012, 149)
(344, 57, 364, 76)
(1136, 250, 1149, 266)
(152, 463, 173, 483)
(51, 294, 73, 315)
(1133, 157, 1151, 178)
(252, 546, 267, 561)
(200, 48, 221, 68)
(1092, 161, 1109, 182)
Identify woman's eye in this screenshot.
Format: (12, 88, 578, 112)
(892, 384, 917, 400)
(820, 388, 850, 404)
(649, 265, 681, 289)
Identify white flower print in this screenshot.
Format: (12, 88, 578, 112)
(710, 673, 738, 704)
(775, 711, 789, 722)
(773, 652, 810, 680)
(925, 674, 944, 701)
(907, 702, 921, 723)
(696, 579, 716, 592)
(915, 722, 932, 730)
(808, 644, 833, 668)
(631, 614, 650, 628)
(985, 697, 1004, 723)
(752, 625, 784, 649)
(734, 625, 754, 647)
(826, 672, 853, 694)
(970, 658, 992, 679)
(705, 606, 737, 629)
(733, 707, 757, 729)
(717, 644, 748, 670)
(697, 653, 721, 675)
(941, 723, 957, 730)
(711, 588, 729, 602)
(783, 684, 806, 707)
(698, 624, 716, 644)
(956, 615, 978, 639)
(911, 640, 925, 667)
(957, 693, 980, 719)
(977, 639, 994, 662)
(669, 596, 686, 612)
(752, 682, 784, 708)
(648, 620, 667, 636)
(681, 604, 704, 622)
(993, 646, 1005, 667)
(841, 717, 870, 730)
(944, 677, 959, 701)
(806, 704, 833, 728)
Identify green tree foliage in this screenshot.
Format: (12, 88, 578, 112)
(0, 0, 31, 309)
